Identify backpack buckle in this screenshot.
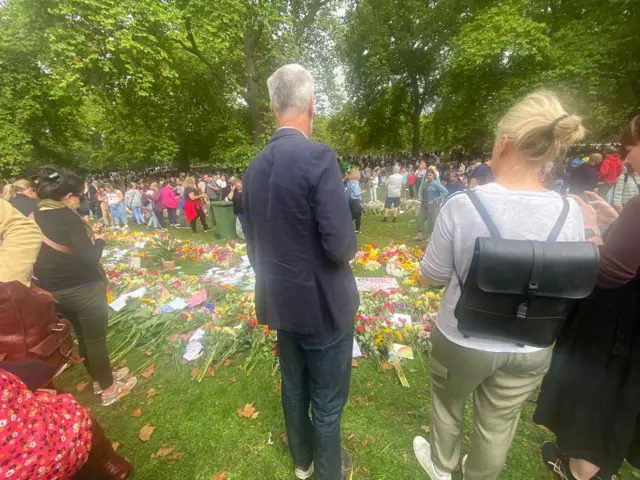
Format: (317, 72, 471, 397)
(516, 302, 528, 320)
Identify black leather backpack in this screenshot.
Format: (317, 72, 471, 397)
(454, 190, 600, 347)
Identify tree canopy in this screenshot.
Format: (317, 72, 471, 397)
(1, 0, 638, 177)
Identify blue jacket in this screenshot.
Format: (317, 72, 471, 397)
(243, 129, 359, 333)
(418, 177, 449, 205)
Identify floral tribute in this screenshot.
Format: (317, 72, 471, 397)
(102, 231, 443, 386)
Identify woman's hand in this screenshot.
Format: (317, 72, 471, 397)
(584, 191, 618, 229)
(568, 194, 599, 234)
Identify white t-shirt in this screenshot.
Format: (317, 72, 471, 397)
(420, 183, 585, 353)
(385, 174, 404, 198)
(107, 191, 122, 206)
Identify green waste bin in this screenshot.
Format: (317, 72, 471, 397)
(212, 201, 237, 239)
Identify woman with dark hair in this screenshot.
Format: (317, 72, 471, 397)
(33, 166, 136, 407)
(535, 115, 640, 480)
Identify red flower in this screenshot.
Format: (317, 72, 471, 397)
(356, 314, 367, 324)
(425, 323, 432, 331)
(384, 303, 395, 313)
(356, 325, 365, 333)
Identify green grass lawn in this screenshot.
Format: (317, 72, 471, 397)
(56, 196, 637, 480)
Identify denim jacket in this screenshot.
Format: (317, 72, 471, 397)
(418, 178, 449, 205)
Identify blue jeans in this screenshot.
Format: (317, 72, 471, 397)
(178, 204, 187, 226)
(277, 327, 353, 479)
(167, 208, 177, 225)
(237, 213, 247, 237)
(147, 207, 159, 228)
(131, 206, 144, 225)
(110, 204, 127, 226)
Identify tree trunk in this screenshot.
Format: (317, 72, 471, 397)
(411, 100, 422, 158)
(243, 31, 264, 145)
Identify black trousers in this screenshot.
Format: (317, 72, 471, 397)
(154, 210, 165, 227)
(348, 199, 362, 231)
(190, 207, 209, 233)
(53, 282, 114, 390)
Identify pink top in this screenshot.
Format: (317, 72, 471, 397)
(161, 186, 178, 209)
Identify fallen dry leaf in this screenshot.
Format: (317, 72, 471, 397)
(76, 381, 89, 393)
(111, 442, 121, 452)
(190, 368, 200, 379)
(144, 350, 154, 356)
(146, 388, 159, 399)
(237, 403, 259, 419)
(210, 473, 228, 480)
(141, 364, 155, 379)
(279, 432, 288, 445)
(206, 367, 216, 377)
(229, 378, 237, 383)
(151, 446, 174, 458)
(168, 452, 184, 464)
(381, 362, 393, 371)
(346, 433, 356, 441)
(224, 360, 233, 367)
(180, 359, 187, 365)
(138, 425, 155, 442)
(274, 384, 281, 392)
(361, 440, 368, 447)
(351, 359, 358, 367)
(147, 399, 154, 406)
(131, 408, 143, 418)
(403, 454, 408, 464)
(367, 381, 373, 388)
(420, 425, 431, 433)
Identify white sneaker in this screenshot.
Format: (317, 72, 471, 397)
(413, 436, 451, 480)
(294, 462, 314, 479)
(462, 454, 468, 479)
(93, 367, 131, 395)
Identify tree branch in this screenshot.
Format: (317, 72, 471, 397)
(170, 18, 225, 84)
(297, 0, 332, 38)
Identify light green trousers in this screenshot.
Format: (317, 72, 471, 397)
(429, 326, 552, 479)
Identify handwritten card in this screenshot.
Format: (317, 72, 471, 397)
(189, 289, 208, 308)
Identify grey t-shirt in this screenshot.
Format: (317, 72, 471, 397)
(420, 183, 585, 353)
(385, 173, 404, 198)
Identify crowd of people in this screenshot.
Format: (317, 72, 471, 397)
(0, 62, 639, 480)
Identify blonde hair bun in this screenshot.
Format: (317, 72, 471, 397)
(497, 90, 585, 164)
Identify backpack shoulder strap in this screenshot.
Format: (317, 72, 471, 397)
(546, 196, 570, 242)
(465, 190, 501, 238)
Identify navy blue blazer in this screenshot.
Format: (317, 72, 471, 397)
(243, 128, 359, 333)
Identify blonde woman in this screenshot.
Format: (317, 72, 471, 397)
(3, 179, 38, 217)
(183, 176, 210, 233)
(414, 91, 585, 480)
(346, 169, 363, 233)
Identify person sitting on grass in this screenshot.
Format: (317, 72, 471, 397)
(382, 165, 403, 223)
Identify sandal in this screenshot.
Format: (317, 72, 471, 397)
(101, 376, 138, 407)
(94, 367, 131, 395)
